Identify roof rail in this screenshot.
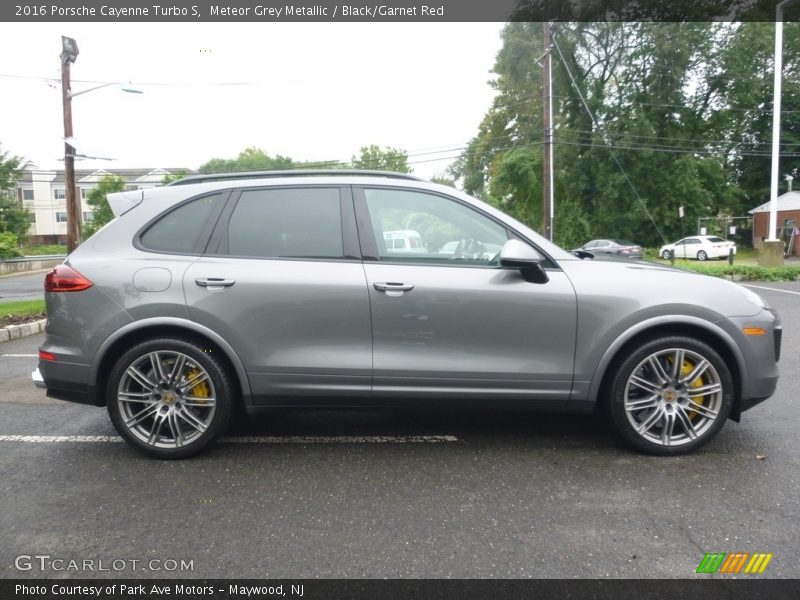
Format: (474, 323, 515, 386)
(167, 169, 424, 186)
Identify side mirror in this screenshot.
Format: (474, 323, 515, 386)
(500, 239, 545, 268)
(500, 239, 549, 284)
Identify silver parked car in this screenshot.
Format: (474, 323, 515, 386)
(34, 170, 781, 458)
(575, 239, 644, 260)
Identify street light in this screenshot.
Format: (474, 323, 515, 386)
(762, 0, 798, 266)
(60, 35, 142, 253)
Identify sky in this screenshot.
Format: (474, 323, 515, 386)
(0, 22, 505, 179)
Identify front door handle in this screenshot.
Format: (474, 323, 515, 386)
(196, 277, 236, 290)
(374, 282, 414, 293)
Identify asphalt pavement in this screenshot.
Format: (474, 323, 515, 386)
(0, 283, 798, 579)
(0, 270, 47, 303)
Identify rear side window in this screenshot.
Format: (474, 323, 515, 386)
(140, 193, 222, 254)
(227, 187, 343, 259)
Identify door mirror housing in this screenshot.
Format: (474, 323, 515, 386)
(500, 239, 545, 268)
(500, 239, 548, 283)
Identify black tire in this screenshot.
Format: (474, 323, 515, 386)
(107, 337, 234, 459)
(605, 336, 733, 455)
(661, 250, 671, 260)
(697, 250, 708, 261)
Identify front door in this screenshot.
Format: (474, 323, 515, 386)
(355, 186, 577, 405)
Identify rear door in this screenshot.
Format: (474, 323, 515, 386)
(183, 185, 372, 404)
(354, 186, 577, 405)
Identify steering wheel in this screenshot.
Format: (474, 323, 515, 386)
(451, 238, 484, 260)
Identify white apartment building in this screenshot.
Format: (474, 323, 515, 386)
(15, 165, 194, 244)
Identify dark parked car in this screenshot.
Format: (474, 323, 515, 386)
(33, 170, 780, 458)
(576, 239, 643, 259)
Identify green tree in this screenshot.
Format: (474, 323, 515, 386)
(430, 173, 456, 187)
(0, 146, 29, 247)
(83, 175, 126, 237)
(161, 169, 188, 185)
(351, 145, 411, 173)
(198, 147, 297, 173)
(452, 22, 780, 249)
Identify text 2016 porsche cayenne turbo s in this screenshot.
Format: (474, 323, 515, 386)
(34, 171, 781, 458)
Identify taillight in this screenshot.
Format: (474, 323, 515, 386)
(44, 265, 93, 292)
(39, 350, 57, 361)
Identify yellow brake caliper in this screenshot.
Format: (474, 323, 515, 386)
(185, 368, 210, 403)
(680, 360, 704, 420)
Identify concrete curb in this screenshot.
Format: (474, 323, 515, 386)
(0, 318, 46, 343)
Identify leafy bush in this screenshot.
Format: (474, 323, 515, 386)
(670, 262, 800, 282)
(0, 231, 22, 259)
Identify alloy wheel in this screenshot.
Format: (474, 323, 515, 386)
(116, 351, 217, 449)
(623, 348, 723, 447)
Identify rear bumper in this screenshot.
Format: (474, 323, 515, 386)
(32, 361, 101, 406)
(31, 368, 45, 389)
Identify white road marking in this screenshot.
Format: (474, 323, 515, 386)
(743, 284, 800, 296)
(0, 354, 38, 358)
(0, 434, 458, 444)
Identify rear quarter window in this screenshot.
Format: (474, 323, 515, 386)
(139, 193, 223, 254)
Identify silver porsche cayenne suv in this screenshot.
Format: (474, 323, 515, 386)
(33, 170, 781, 458)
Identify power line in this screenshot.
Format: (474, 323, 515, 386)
(553, 95, 800, 115)
(555, 139, 800, 158)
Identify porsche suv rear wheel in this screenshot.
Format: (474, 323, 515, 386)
(107, 337, 233, 458)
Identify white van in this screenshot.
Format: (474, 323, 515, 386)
(383, 230, 427, 253)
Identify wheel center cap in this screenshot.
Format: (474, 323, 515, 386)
(163, 392, 175, 404)
(663, 389, 677, 403)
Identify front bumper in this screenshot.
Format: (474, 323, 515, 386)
(721, 310, 781, 419)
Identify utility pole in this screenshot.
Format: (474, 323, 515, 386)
(60, 36, 80, 254)
(542, 21, 554, 242)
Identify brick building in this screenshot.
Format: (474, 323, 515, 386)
(749, 191, 800, 256)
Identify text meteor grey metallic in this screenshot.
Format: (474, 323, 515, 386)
(33, 171, 780, 458)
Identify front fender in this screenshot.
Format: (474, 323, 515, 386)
(581, 315, 747, 407)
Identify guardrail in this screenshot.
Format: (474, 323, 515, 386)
(0, 255, 66, 275)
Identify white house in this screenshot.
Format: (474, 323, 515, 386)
(15, 165, 194, 244)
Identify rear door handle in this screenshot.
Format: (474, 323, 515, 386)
(374, 282, 414, 294)
(195, 277, 236, 290)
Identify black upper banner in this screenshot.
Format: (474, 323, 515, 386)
(2, 0, 799, 22)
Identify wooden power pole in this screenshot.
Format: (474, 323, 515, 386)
(542, 22, 554, 242)
(61, 36, 80, 254)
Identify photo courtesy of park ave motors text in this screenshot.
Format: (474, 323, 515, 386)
(0, 0, 798, 589)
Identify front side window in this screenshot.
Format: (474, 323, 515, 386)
(226, 187, 343, 259)
(139, 193, 222, 254)
(364, 188, 508, 266)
